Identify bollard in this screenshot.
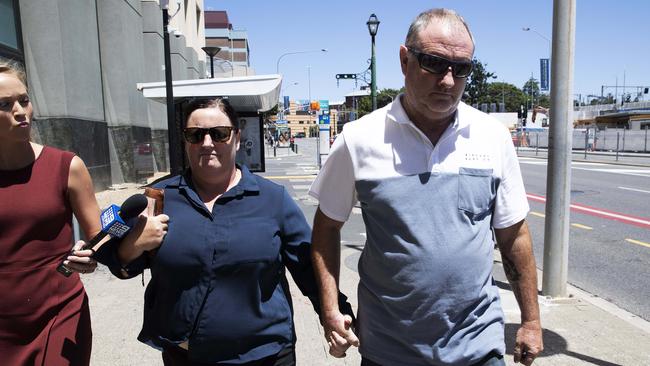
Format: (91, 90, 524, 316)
(536, 133, 539, 156)
(295, 144, 298, 154)
(273, 146, 276, 157)
(584, 128, 588, 159)
(645, 125, 648, 153)
(616, 132, 620, 161)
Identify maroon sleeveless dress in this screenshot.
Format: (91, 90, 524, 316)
(0, 146, 92, 365)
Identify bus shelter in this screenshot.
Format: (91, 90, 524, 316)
(137, 75, 281, 172)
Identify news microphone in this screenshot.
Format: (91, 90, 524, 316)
(56, 193, 148, 277)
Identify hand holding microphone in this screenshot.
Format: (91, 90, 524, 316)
(57, 194, 148, 277)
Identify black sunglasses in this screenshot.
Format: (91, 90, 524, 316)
(183, 126, 236, 144)
(407, 48, 473, 78)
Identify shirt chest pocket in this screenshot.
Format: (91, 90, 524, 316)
(458, 167, 496, 221)
(225, 219, 281, 264)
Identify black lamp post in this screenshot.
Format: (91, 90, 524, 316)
(161, 1, 183, 175)
(366, 14, 380, 111)
(201, 46, 221, 78)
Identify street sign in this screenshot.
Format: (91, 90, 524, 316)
(318, 114, 330, 125)
(319, 100, 329, 114)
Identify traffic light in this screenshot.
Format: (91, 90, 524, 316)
(336, 74, 357, 80)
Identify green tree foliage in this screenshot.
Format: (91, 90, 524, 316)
(377, 88, 402, 108)
(537, 94, 550, 109)
(463, 58, 496, 105)
(485, 82, 527, 112)
(357, 87, 405, 118)
(356, 96, 372, 118)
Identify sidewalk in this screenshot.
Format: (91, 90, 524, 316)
(82, 177, 650, 365)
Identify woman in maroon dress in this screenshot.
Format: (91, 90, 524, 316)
(0, 61, 102, 365)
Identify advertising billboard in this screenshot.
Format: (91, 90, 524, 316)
(540, 58, 550, 91)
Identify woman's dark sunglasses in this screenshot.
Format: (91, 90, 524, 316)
(183, 126, 236, 144)
(407, 48, 473, 78)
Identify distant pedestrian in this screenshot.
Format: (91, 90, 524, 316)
(96, 97, 353, 365)
(0, 60, 102, 365)
(310, 8, 542, 366)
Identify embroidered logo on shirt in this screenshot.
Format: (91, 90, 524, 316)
(464, 153, 491, 162)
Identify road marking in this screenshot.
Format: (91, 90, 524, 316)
(519, 158, 650, 177)
(625, 238, 650, 249)
(292, 185, 311, 190)
(530, 211, 545, 218)
(264, 175, 316, 180)
(527, 193, 650, 229)
(571, 223, 593, 230)
(588, 168, 650, 178)
(618, 186, 650, 194)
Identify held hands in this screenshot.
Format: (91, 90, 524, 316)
(63, 240, 98, 274)
(513, 320, 544, 365)
(322, 310, 359, 358)
(131, 213, 169, 252)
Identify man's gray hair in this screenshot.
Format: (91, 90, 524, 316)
(405, 8, 475, 49)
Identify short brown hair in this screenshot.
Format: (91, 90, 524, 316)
(183, 97, 240, 130)
(405, 8, 475, 51)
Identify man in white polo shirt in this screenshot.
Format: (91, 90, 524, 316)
(309, 8, 543, 366)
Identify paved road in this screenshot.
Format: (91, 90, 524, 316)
(518, 156, 650, 321)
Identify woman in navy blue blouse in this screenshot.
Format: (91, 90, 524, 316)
(98, 98, 353, 365)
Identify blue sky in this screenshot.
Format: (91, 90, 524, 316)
(205, 0, 650, 104)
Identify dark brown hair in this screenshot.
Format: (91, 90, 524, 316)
(183, 97, 240, 130)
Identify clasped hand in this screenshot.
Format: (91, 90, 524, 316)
(322, 310, 359, 358)
(63, 240, 98, 274)
(131, 213, 169, 251)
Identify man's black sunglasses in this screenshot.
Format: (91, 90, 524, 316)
(407, 48, 473, 78)
(183, 126, 236, 144)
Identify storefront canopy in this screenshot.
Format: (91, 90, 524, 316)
(136, 74, 282, 113)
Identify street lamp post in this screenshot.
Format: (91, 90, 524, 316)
(367, 14, 380, 111)
(278, 82, 298, 120)
(522, 27, 551, 53)
(201, 46, 221, 78)
(160, 0, 182, 174)
(523, 26, 551, 93)
(275, 49, 327, 74)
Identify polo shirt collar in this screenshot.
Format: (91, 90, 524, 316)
(386, 94, 468, 133)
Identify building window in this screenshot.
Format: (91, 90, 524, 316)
(0, 0, 23, 61)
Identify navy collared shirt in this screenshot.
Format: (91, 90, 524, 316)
(97, 166, 345, 363)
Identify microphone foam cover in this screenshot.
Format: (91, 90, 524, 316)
(119, 193, 149, 220)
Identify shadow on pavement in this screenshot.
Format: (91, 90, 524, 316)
(504, 324, 622, 366)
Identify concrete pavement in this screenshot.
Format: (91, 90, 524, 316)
(81, 148, 650, 365)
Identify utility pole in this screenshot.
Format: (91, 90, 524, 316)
(162, 3, 182, 174)
(542, 0, 576, 298)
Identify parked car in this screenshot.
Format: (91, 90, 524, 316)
(294, 132, 306, 138)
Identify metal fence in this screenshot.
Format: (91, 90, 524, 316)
(515, 127, 650, 153)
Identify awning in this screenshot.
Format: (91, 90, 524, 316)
(136, 74, 282, 113)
